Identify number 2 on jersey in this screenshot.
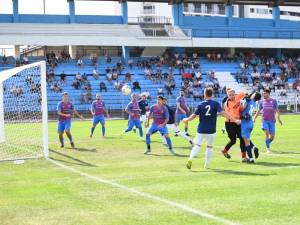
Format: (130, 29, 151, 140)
(205, 105, 211, 116)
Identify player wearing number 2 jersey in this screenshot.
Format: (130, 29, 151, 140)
(184, 88, 240, 169)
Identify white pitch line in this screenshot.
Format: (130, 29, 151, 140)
(47, 158, 239, 225)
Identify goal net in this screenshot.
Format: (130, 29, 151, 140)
(0, 61, 48, 161)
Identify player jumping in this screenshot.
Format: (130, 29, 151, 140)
(240, 92, 262, 163)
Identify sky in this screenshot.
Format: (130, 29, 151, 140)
(0, 0, 121, 55)
(0, 0, 120, 15)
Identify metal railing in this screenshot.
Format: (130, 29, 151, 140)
(128, 16, 171, 25)
(192, 28, 300, 39)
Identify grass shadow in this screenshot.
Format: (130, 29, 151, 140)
(271, 150, 300, 155)
(49, 149, 96, 167)
(68, 147, 97, 152)
(254, 161, 300, 168)
(207, 168, 273, 176)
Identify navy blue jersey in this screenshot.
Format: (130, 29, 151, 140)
(194, 100, 222, 134)
(165, 105, 175, 124)
(138, 100, 149, 115)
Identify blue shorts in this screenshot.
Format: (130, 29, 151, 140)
(128, 119, 142, 130)
(241, 120, 253, 139)
(176, 113, 187, 123)
(147, 124, 168, 135)
(262, 120, 275, 135)
(93, 115, 105, 126)
(58, 120, 71, 133)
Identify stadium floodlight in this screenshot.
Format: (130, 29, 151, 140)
(0, 61, 48, 161)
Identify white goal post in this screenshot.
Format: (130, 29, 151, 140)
(0, 61, 48, 161)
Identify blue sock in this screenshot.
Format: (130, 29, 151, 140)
(146, 133, 151, 146)
(250, 140, 254, 149)
(246, 145, 253, 158)
(138, 127, 143, 137)
(102, 126, 105, 136)
(91, 127, 95, 135)
(184, 127, 188, 132)
(166, 137, 172, 149)
(265, 139, 272, 148)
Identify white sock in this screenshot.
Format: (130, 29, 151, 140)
(189, 145, 200, 160)
(161, 135, 167, 145)
(177, 131, 192, 142)
(204, 147, 213, 168)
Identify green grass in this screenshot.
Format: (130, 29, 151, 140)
(1, 114, 300, 225)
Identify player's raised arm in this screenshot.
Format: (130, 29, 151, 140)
(253, 100, 263, 122)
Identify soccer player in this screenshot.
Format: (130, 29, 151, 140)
(123, 93, 143, 139)
(221, 89, 248, 161)
(240, 92, 262, 163)
(253, 89, 282, 154)
(176, 90, 190, 135)
(185, 88, 240, 169)
(90, 93, 109, 138)
(57, 92, 84, 148)
(145, 95, 175, 155)
(139, 93, 149, 127)
(162, 98, 193, 145)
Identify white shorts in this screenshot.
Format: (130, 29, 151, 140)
(166, 124, 180, 133)
(193, 133, 216, 147)
(140, 114, 147, 123)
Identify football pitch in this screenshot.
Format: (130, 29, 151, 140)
(0, 114, 300, 225)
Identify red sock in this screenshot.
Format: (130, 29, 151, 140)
(223, 148, 228, 153)
(241, 151, 246, 158)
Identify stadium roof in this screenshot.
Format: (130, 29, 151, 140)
(76, 0, 300, 6)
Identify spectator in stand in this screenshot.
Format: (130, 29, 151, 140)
(133, 80, 141, 92)
(93, 68, 99, 80)
(51, 82, 62, 93)
(170, 78, 176, 90)
(60, 71, 66, 84)
(82, 73, 88, 84)
(91, 53, 97, 67)
(106, 70, 112, 84)
(128, 59, 133, 69)
(106, 54, 111, 63)
(157, 87, 164, 96)
(165, 79, 173, 96)
(112, 70, 118, 81)
(72, 78, 81, 89)
(26, 75, 33, 85)
(77, 57, 83, 68)
(125, 72, 132, 83)
(144, 67, 151, 79)
(192, 87, 202, 101)
(100, 81, 107, 92)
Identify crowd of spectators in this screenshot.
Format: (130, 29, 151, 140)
(235, 53, 300, 94)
